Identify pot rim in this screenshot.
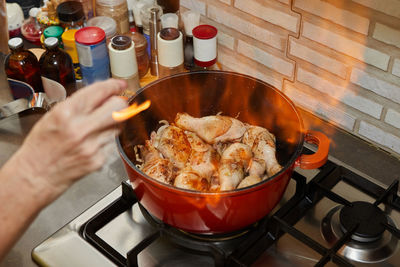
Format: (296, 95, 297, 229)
(116, 70, 306, 196)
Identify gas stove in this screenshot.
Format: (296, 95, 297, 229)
(32, 147, 400, 267)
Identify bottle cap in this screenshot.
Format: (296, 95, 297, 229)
(29, 7, 39, 18)
(192, 24, 218, 40)
(160, 28, 180, 40)
(43, 26, 64, 39)
(56, 1, 84, 23)
(87, 16, 117, 41)
(44, 37, 59, 48)
(75, 27, 106, 45)
(111, 35, 132, 50)
(8, 37, 23, 49)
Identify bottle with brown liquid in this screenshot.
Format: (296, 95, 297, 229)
(4, 37, 44, 93)
(39, 37, 77, 103)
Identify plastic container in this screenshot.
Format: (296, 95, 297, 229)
(108, 35, 140, 97)
(56, 1, 85, 30)
(87, 16, 117, 44)
(75, 27, 110, 85)
(62, 29, 82, 80)
(39, 37, 77, 102)
(21, 8, 43, 45)
(95, 0, 130, 34)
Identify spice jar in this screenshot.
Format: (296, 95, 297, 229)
(108, 35, 140, 97)
(87, 16, 117, 44)
(62, 29, 82, 80)
(96, 0, 130, 34)
(57, 1, 85, 30)
(127, 28, 149, 78)
(157, 28, 184, 78)
(193, 24, 218, 69)
(75, 27, 110, 85)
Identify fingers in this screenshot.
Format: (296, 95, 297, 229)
(80, 95, 128, 137)
(68, 79, 128, 114)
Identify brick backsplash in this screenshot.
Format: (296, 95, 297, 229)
(181, 0, 400, 157)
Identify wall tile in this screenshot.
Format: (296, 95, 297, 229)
(350, 68, 400, 104)
(235, 0, 299, 32)
(208, 4, 285, 50)
(385, 109, 400, 129)
(302, 22, 390, 70)
(372, 23, 400, 49)
(295, 0, 369, 35)
(298, 67, 383, 118)
(238, 40, 294, 77)
(284, 83, 356, 130)
(352, 0, 400, 19)
(359, 121, 400, 154)
(289, 39, 347, 78)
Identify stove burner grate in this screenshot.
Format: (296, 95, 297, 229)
(78, 147, 400, 267)
(339, 201, 388, 242)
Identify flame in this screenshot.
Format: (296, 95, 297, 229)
(112, 100, 151, 122)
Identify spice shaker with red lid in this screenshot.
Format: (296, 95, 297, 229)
(192, 24, 218, 69)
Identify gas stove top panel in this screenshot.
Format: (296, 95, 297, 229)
(32, 154, 400, 267)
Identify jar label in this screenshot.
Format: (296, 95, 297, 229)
(41, 76, 67, 103)
(76, 43, 93, 67)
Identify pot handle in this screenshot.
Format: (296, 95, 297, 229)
(295, 130, 330, 169)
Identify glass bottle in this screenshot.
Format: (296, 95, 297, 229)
(96, 0, 130, 34)
(21, 7, 43, 46)
(127, 28, 149, 78)
(39, 37, 77, 102)
(4, 37, 44, 93)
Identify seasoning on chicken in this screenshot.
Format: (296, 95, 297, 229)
(154, 125, 192, 169)
(243, 125, 282, 177)
(185, 131, 220, 180)
(174, 170, 209, 191)
(139, 140, 175, 184)
(138, 113, 282, 192)
(175, 112, 247, 144)
(218, 143, 252, 191)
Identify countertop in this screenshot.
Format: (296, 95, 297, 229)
(1, 61, 400, 267)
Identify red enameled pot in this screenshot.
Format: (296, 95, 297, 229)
(117, 71, 330, 234)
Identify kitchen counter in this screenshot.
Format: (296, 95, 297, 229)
(1, 64, 400, 267)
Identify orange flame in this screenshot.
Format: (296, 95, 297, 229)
(112, 100, 151, 122)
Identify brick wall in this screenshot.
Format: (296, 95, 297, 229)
(180, 0, 400, 157)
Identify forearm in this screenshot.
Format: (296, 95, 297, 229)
(0, 149, 54, 260)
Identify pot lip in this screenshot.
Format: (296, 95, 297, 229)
(116, 70, 306, 196)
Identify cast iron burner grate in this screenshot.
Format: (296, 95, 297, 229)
(80, 148, 400, 267)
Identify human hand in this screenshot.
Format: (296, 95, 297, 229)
(8, 79, 128, 201)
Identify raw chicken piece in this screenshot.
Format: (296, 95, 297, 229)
(218, 143, 252, 191)
(185, 131, 220, 180)
(243, 125, 282, 177)
(237, 175, 262, 189)
(140, 140, 175, 184)
(174, 171, 209, 191)
(155, 125, 191, 169)
(175, 113, 246, 144)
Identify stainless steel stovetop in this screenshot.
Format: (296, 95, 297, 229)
(32, 150, 400, 267)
